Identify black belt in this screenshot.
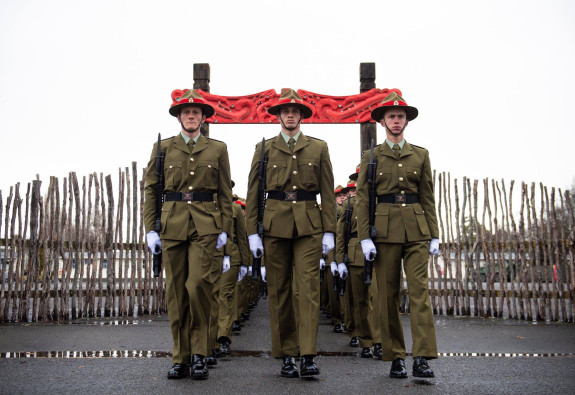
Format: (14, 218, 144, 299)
(165, 192, 214, 202)
(377, 194, 419, 204)
(267, 191, 318, 201)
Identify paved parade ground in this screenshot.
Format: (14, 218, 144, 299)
(1, 297, 574, 394)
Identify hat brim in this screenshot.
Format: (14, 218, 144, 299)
(268, 102, 313, 119)
(169, 102, 215, 118)
(349, 172, 358, 181)
(371, 105, 418, 122)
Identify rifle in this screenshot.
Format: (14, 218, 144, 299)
(153, 133, 165, 278)
(252, 137, 268, 281)
(363, 139, 377, 285)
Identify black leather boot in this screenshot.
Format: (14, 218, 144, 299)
(190, 354, 209, 380)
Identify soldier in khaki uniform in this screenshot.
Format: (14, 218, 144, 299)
(144, 89, 233, 380)
(246, 89, 336, 378)
(356, 92, 440, 378)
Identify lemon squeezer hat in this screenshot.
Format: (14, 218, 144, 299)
(370, 92, 418, 122)
(267, 89, 313, 119)
(169, 89, 215, 118)
(334, 184, 347, 194)
(348, 163, 360, 181)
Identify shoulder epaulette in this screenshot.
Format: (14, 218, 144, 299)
(208, 137, 225, 143)
(410, 143, 427, 150)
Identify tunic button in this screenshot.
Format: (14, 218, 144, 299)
(379, 173, 383, 176)
(308, 163, 312, 166)
(208, 165, 211, 168)
(414, 171, 417, 174)
(169, 165, 173, 169)
(292, 200, 297, 204)
(401, 191, 405, 194)
(398, 164, 403, 167)
(190, 158, 194, 162)
(399, 177, 404, 181)
(190, 172, 195, 176)
(292, 186, 297, 190)
(293, 171, 297, 175)
(189, 186, 193, 190)
(187, 201, 192, 205)
(292, 155, 296, 159)
(273, 165, 277, 168)
(401, 203, 406, 207)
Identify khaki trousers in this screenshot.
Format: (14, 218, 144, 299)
(162, 218, 217, 362)
(264, 233, 322, 357)
(375, 241, 438, 361)
(348, 266, 374, 348)
(217, 265, 240, 342)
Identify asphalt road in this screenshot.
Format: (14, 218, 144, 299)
(1, 297, 574, 394)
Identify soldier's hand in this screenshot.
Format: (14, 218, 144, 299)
(146, 231, 162, 255)
(429, 238, 440, 255)
(337, 263, 348, 279)
(322, 232, 335, 255)
(238, 265, 248, 282)
(248, 234, 264, 258)
(360, 239, 377, 261)
(223, 255, 231, 273)
(248, 266, 253, 276)
(319, 258, 326, 270)
(216, 231, 228, 250)
(261, 267, 266, 282)
(330, 262, 338, 277)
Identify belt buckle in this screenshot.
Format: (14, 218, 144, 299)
(285, 191, 297, 201)
(394, 194, 406, 204)
(182, 192, 193, 201)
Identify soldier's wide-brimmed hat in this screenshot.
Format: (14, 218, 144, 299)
(346, 179, 357, 189)
(334, 184, 347, 194)
(267, 89, 313, 119)
(348, 163, 360, 181)
(169, 89, 215, 118)
(370, 92, 418, 122)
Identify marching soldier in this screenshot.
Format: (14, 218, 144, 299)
(356, 92, 440, 378)
(246, 89, 336, 378)
(144, 89, 233, 380)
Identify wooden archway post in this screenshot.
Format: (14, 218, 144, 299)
(360, 62, 377, 153)
(193, 63, 211, 137)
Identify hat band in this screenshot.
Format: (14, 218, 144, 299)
(381, 99, 407, 107)
(176, 98, 207, 105)
(277, 98, 305, 106)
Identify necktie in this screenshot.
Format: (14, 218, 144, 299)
(392, 143, 400, 159)
(288, 137, 295, 153)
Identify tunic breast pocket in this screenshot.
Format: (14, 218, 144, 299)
(266, 161, 287, 189)
(298, 159, 320, 190)
(406, 166, 421, 188)
(197, 160, 218, 189)
(164, 161, 183, 189)
(375, 166, 393, 192)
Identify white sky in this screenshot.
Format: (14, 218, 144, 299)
(1, 0, 574, 202)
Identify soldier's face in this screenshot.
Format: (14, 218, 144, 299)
(347, 187, 357, 197)
(177, 105, 205, 132)
(278, 106, 302, 132)
(335, 192, 346, 205)
(381, 109, 408, 136)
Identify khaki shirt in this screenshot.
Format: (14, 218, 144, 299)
(144, 133, 233, 239)
(356, 141, 439, 243)
(246, 133, 336, 238)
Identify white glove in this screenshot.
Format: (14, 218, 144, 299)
(223, 255, 231, 273)
(216, 231, 228, 250)
(146, 231, 162, 255)
(238, 265, 248, 282)
(360, 238, 376, 261)
(429, 238, 440, 255)
(330, 262, 338, 277)
(248, 266, 253, 276)
(337, 263, 348, 279)
(261, 267, 266, 282)
(319, 258, 326, 270)
(248, 234, 264, 258)
(322, 232, 335, 255)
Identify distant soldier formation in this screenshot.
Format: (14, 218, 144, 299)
(144, 88, 440, 381)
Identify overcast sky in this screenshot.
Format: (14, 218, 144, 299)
(1, 0, 574, 202)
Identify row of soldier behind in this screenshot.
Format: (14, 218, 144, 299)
(143, 88, 440, 381)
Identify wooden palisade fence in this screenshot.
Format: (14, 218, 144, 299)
(0, 165, 573, 322)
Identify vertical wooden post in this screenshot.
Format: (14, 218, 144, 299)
(193, 63, 211, 137)
(360, 62, 376, 153)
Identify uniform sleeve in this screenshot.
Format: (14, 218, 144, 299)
(319, 142, 336, 233)
(144, 142, 159, 234)
(236, 209, 251, 267)
(218, 144, 233, 236)
(245, 142, 262, 236)
(419, 150, 439, 239)
(356, 150, 371, 241)
(335, 203, 346, 263)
